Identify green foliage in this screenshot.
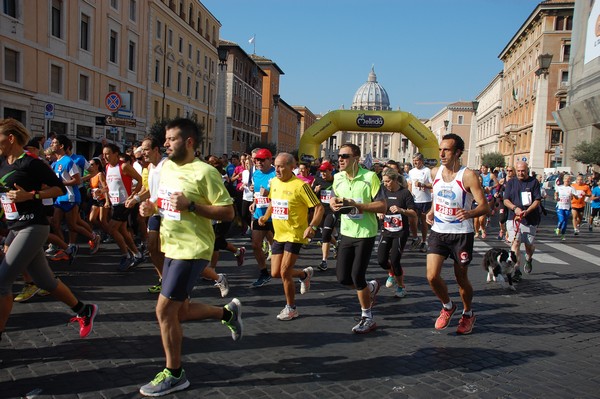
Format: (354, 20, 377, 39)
(480, 152, 506, 170)
(572, 138, 600, 167)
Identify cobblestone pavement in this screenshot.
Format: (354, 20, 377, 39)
(2, 216, 600, 399)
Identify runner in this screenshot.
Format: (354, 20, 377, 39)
(0, 118, 98, 342)
(570, 174, 591, 236)
(407, 153, 433, 251)
(311, 160, 338, 271)
(554, 174, 576, 240)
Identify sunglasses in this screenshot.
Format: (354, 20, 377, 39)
(338, 154, 353, 159)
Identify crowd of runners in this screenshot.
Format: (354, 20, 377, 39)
(1, 117, 599, 396)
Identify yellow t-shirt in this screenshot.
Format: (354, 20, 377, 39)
(141, 167, 149, 190)
(157, 158, 233, 260)
(269, 175, 320, 244)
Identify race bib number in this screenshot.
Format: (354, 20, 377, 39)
(156, 187, 181, 220)
(344, 198, 363, 220)
(254, 193, 270, 208)
(520, 191, 532, 206)
(271, 199, 289, 220)
(559, 196, 570, 205)
(109, 190, 120, 204)
(383, 214, 403, 232)
(1, 193, 19, 220)
(320, 189, 332, 204)
(435, 201, 458, 222)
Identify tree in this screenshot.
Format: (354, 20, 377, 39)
(572, 137, 600, 167)
(480, 152, 506, 170)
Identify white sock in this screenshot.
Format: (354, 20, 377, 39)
(361, 308, 372, 319)
(443, 301, 453, 310)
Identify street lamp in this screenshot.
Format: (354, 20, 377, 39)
(535, 53, 553, 77)
(272, 94, 281, 149)
(444, 120, 449, 131)
(214, 46, 229, 156)
(467, 100, 480, 168)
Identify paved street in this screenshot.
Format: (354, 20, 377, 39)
(2, 213, 600, 399)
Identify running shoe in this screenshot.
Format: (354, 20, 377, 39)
(497, 232, 504, 240)
(261, 239, 269, 255)
(49, 249, 69, 262)
(38, 289, 50, 296)
(45, 243, 58, 256)
(456, 313, 476, 335)
(139, 368, 190, 397)
(385, 275, 397, 288)
(222, 298, 243, 341)
(266, 249, 272, 261)
(419, 242, 428, 253)
(589, 225, 593, 232)
(513, 269, 523, 282)
(481, 231, 487, 239)
(524, 258, 533, 274)
(555, 228, 560, 236)
(128, 255, 145, 270)
(251, 273, 271, 288)
(561, 235, 566, 241)
(574, 229, 580, 236)
(235, 247, 246, 267)
(410, 237, 422, 250)
(68, 244, 79, 265)
(89, 233, 101, 255)
(148, 280, 162, 294)
(369, 279, 380, 308)
(69, 303, 98, 338)
(14, 283, 40, 302)
(435, 304, 457, 330)
(317, 260, 328, 272)
(118, 255, 131, 271)
(332, 243, 338, 259)
(300, 267, 313, 294)
(352, 317, 377, 334)
(394, 287, 407, 298)
(215, 274, 229, 298)
(277, 305, 299, 321)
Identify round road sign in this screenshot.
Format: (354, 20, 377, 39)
(105, 92, 122, 112)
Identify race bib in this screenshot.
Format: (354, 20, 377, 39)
(383, 214, 403, 232)
(271, 199, 289, 220)
(435, 199, 459, 222)
(156, 187, 181, 220)
(254, 193, 270, 208)
(1, 193, 19, 220)
(344, 198, 364, 220)
(320, 189, 332, 204)
(108, 190, 120, 204)
(520, 191, 532, 206)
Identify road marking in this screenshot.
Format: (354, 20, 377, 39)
(539, 241, 599, 265)
(473, 239, 568, 265)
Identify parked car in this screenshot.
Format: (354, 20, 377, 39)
(544, 174, 559, 190)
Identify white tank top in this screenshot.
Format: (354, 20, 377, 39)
(431, 166, 474, 234)
(105, 163, 129, 205)
(148, 157, 167, 202)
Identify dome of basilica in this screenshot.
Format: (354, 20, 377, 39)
(351, 66, 391, 111)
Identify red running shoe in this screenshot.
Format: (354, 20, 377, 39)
(435, 304, 457, 330)
(69, 304, 98, 338)
(456, 313, 476, 335)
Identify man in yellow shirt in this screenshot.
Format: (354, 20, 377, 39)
(259, 152, 324, 321)
(138, 118, 242, 397)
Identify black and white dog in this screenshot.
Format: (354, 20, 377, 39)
(482, 248, 518, 290)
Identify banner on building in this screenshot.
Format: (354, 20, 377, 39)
(584, 0, 600, 64)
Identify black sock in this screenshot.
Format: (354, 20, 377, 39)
(222, 307, 232, 322)
(71, 301, 85, 315)
(260, 269, 269, 277)
(167, 367, 182, 379)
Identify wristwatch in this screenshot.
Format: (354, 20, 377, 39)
(188, 201, 196, 213)
(32, 191, 41, 200)
(310, 225, 318, 231)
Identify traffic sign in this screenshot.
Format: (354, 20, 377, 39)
(116, 109, 133, 118)
(44, 103, 54, 119)
(105, 116, 137, 127)
(105, 92, 122, 112)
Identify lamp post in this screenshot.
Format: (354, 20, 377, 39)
(466, 100, 479, 168)
(214, 46, 229, 156)
(272, 93, 280, 150)
(443, 119, 449, 131)
(530, 53, 553, 171)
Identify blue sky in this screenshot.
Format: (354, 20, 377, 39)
(203, 0, 541, 119)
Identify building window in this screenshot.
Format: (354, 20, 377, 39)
(555, 16, 572, 31)
(3, 108, 25, 123)
(178, 37, 183, 53)
(168, 29, 173, 47)
(195, 81, 199, 99)
(154, 100, 159, 118)
(551, 130, 562, 146)
(77, 125, 92, 138)
(3, 0, 17, 18)
(50, 64, 62, 94)
(79, 74, 89, 101)
(127, 90, 134, 112)
(4, 47, 19, 83)
(51, 0, 63, 39)
(154, 60, 160, 83)
(166, 66, 171, 87)
(457, 115, 464, 124)
(186, 76, 190, 96)
(129, 0, 136, 22)
(562, 44, 571, 62)
(80, 14, 90, 50)
(109, 30, 118, 63)
(110, 0, 118, 10)
(128, 40, 136, 71)
(561, 70, 569, 83)
(177, 71, 181, 92)
(156, 20, 162, 39)
(188, 43, 192, 60)
(166, 104, 170, 118)
(108, 83, 116, 92)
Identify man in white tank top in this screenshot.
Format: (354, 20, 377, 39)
(425, 134, 489, 335)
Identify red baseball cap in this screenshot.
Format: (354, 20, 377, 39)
(319, 161, 333, 171)
(254, 148, 272, 159)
